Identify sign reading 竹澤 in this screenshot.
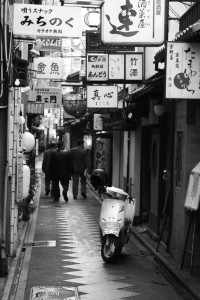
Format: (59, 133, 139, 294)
(101, 0, 166, 45)
(34, 57, 63, 80)
(87, 54, 108, 81)
(13, 4, 81, 38)
(166, 42, 200, 99)
(125, 53, 143, 80)
(33, 87, 62, 108)
(87, 85, 118, 108)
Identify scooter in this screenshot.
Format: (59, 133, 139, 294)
(99, 186, 136, 263)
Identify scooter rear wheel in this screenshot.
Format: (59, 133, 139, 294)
(101, 235, 121, 263)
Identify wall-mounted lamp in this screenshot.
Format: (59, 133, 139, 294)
(29, 48, 40, 58)
(154, 104, 165, 117)
(19, 110, 25, 125)
(21, 86, 31, 93)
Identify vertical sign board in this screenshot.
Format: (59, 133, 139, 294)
(125, 53, 143, 81)
(166, 42, 200, 99)
(87, 54, 108, 81)
(16, 153, 23, 203)
(87, 85, 118, 108)
(13, 4, 81, 38)
(34, 57, 63, 80)
(185, 162, 200, 211)
(101, 0, 166, 45)
(109, 54, 124, 80)
(93, 114, 110, 131)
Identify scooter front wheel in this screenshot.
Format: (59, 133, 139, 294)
(101, 235, 121, 263)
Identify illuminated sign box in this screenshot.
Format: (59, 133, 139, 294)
(13, 4, 81, 38)
(165, 42, 200, 99)
(87, 85, 118, 108)
(101, 0, 166, 46)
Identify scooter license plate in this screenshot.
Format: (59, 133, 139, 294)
(101, 222, 120, 236)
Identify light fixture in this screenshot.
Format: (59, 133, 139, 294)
(22, 127, 35, 153)
(30, 48, 40, 58)
(84, 134, 92, 149)
(21, 86, 31, 93)
(154, 104, 165, 117)
(19, 110, 25, 125)
(15, 78, 20, 86)
(84, 10, 100, 27)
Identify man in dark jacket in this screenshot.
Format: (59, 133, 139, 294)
(49, 141, 71, 202)
(42, 142, 57, 196)
(69, 139, 90, 199)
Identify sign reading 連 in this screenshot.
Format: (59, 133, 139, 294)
(87, 85, 118, 108)
(166, 42, 200, 99)
(34, 57, 63, 80)
(87, 54, 108, 81)
(101, 0, 166, 45)
(33, 87, 62, 108)
(13, 4, 81, 38)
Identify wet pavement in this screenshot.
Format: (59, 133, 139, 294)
(1, 159, 200, 300)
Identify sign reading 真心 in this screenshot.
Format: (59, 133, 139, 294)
(13, 4, 81, 38)
(87, 85, 118, 108)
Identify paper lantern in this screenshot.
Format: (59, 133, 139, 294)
(23, 164, 30, 199)
(22, 130, 35, 153)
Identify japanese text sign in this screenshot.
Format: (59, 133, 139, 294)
(125, 53, 143, 80)
(93, 114, 110, 131)
(101, 0, 166, 45)
(87, 85, 118, 108)
(36, 37, 62, 51)
(87, 54, 108, 81)
(166, 43, 200, 99)
(34, 57, 63, 79)
(32, 87, 62, 108)
(13, 4, 81, 38)
(109, 54, 125, 80)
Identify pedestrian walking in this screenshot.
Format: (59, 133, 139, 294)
(42, 142, 57, 197)
(69, 139, 90, 199)
(49, 141, 71, 202)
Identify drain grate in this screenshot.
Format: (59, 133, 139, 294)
(24, 240, 56, 248)
(29, 286, 79, 299)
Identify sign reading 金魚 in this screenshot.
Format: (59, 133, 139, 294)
(166, 42, 200, 99)
(87, 85, 118, 108)
(34, 57, 63, 79)
(33, 87, 62, 108)
(13, 4, 81, 38)
(101, 0, 166, 45)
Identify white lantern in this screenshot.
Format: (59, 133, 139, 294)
(22, 130, 35, 153)
(23, 164, 30, 199)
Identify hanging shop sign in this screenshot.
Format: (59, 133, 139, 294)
(87, 54, 108, 81)
(86, 52, 143, 82)
(87, 85, 118, 108)
(36, 37, 62, 51)
(34, 57, 63, 79)
(166, 42, 200, 99)
(27, 102, 44, 114)
(86, 31, 135, 52)
(32, 87, 62, 108)
(103, 118, 136, 131)
(93, 114, 110, 131)
(101, 0, 166, 46)
(13, 4, 81, 38)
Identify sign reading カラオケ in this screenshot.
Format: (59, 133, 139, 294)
(13, 4, 81, 38)
(34, 57, 63, 80)
(166, 43, 200, 99)
(101, 0, 166, 45)
(87, 85, 118, 108)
